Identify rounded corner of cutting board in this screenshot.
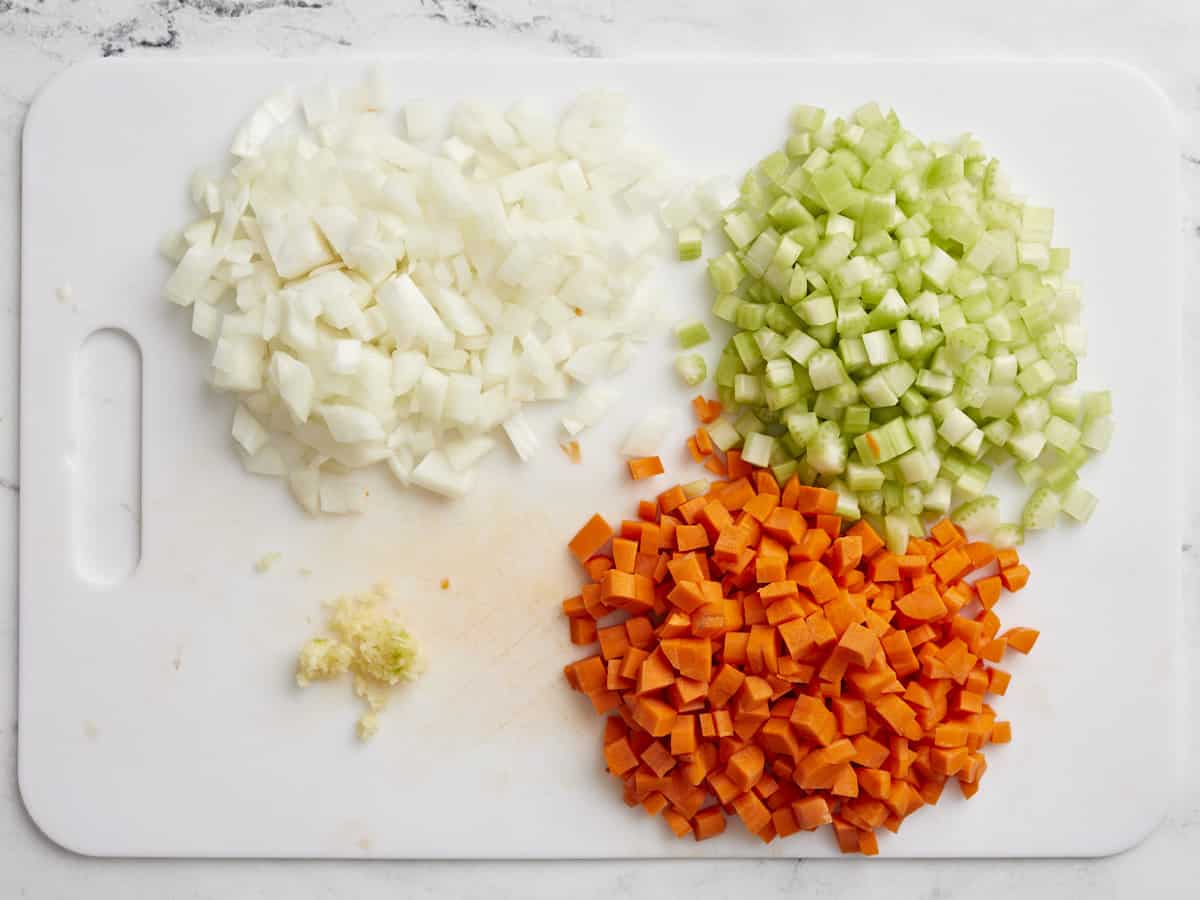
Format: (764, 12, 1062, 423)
(22, 58, 112, 152)
(17, 755, 109, 859)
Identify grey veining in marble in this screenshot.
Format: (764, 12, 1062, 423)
(1, 1, 1198, 897)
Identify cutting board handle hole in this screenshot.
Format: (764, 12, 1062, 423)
(74, 328, 142, 586)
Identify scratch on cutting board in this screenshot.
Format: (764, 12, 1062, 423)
(0, 477, 17, 494)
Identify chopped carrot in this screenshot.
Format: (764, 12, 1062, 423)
(568, 514, 613, 564)
(629, 456, 665, 480)
(692, 395, 722, 425)
(560, 440, 582, 463)
(561, 476, 1038, 853)
(1002, 627, 1040, 654)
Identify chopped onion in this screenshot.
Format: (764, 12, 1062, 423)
(165, 72, 681, 510)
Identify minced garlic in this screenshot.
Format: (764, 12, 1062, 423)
(296, 584, 424, 740)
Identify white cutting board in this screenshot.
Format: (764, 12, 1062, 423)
(19, 58, 1179, 858)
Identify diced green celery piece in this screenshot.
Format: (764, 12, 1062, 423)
(925, 153, 964, 188)
(732, 331, 764, 371)
(923, 479, 952, 513)
(786, 411, 819, 444)
(1044, 415, 1081, 452)
(741, 432, 776, 467)
(1016, 358, 1056, 395)
(990, 353, 1018, 384)
(854, 417, 913, 465)
(839, 336, 870, 372)
(862, 330, 898, 366)
(1014, 459, 1044, 487)
(952, 494, 1000, 535)
(712, 293, 741, 323)
(734, 409, 765, 438)
(836, 299, 870, 338)
(734, 373, 764, 405)
(1022, 486, 1060, 530)
(791, 105, 826, 133)
(896, 319, 923, 358)
(884, 514, 910, 555)
(676, 320, 711, 349)
(980, 384, 1021, 420)
(677, 226, 703, 261)
(992, 523, 1023, 548)
(1061, 483, 1097, 522)
(806, 430, 847, 475)
(708, 251, 744, 293)
(807, 349, 846, 390)
(798, 293, 837, 327)
(764, 357, 796, 388)
(708, 417, 742, 452)
(808, 322, 838, 347)
(955, 462, 991, 498)
(772, 460, 799, 484)
(714, 349, 744, 388)
(860, 372, 898, 408)
(899, 389, 929, 416)
(736, 302, 767, 332)
(787, 267, 809, 302)
(982, 418, 1013, 447)
(915, 370, 954, 397)
(1007, 429, 1047, 462)
(754, 328, 786, 360)
(1015, 396, 1051, 431)
(830, 481, 862, 520)
(947, 324, 988, 364)
(1083, 390, 1112, 421)
(766, 302, 802, 334)
(866, 289, 909, 330)
(1081, 416, 1113, 451)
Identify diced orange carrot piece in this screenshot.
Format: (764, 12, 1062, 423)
(1002, 627, 1040, 654)
(569, 514, 613, 563)
(629, 456, 665, 480)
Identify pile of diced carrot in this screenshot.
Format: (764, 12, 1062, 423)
(561, 445, 1037, 854)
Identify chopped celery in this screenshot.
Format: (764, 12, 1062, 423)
(708, 418, 742, 452)
(678, 226, 703, 262)
(689, 104, 1109, 540)
(1022, 486, 1060, 530)
(952, 495, 1000, 536)
(1061, 483, 1098, 522)
(676, 320, 711, 349)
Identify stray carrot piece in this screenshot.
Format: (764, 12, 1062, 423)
(693, 428, 714, 456)
(584, 555, 613, 583)
(692, 807, 726, 841)
(832, 819, 861, 854)
(604, 738, 639, 775)
(991, 721, 1013, 744)
(1000, 565, 1030, 592)
(793, 796, 832, 831)
(692, 395, 722, 424)
(754, 470, 780, 496)
(726, 450, 754, 479)
(612, 537, 638, 574)
(686, 437, 704, 462)
(561, 440, 582, 464)
(793, 486, 839, 515)
(637, 499, 658, 522)
(965, 541, 996, 569)
(995, 548, 1020, 570)
(931, 546, 971, 583)
(658, 485, 687, 514)
(569, 514, 613, 564)
(897, 584, 948, 621)
(675, 524, 710, 552)
(704, 455, 727, 476)
(930, 519, 963, 547)
(815, 514, 842, 540)
(731, 791, 772, 834)
(629, 456, 665, 480)
(570, 618, 598, 645)
(987, 667, 1012, 696)
(562, 595, 587, 618)
(845, 520, 885, 557)
(1002, 627, 1040, 654)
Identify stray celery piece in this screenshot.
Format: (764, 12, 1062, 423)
(675, 353, 707, 387)
(676, 320, 711, 349)
(677, 226, 703, 262)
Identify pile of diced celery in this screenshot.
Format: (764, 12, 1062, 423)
(703, 102, 1112, 552)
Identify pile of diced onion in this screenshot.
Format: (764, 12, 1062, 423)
(162, 72, 727, 511)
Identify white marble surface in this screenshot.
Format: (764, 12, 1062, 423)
(1, 0, 1198, 896)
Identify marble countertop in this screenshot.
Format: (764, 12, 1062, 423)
(2, 1, 1197, 896)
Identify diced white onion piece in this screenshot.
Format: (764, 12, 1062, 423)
(445, 434, 496, 472)
(502, 413, 540, 462)
(621, 408, 675, 457)
(320, 404, 385, 443)
(412, 450, 474, 499)
(232, 404, 269, 455)
(319, 479, 368, 514)
(268, 352, 315, 423)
